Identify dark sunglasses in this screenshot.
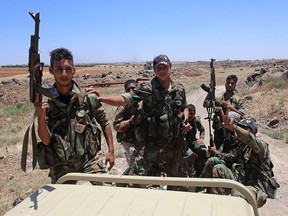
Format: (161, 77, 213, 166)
(125, 86, 136, 92)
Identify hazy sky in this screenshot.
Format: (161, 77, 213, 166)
(1, 0, 287, 65)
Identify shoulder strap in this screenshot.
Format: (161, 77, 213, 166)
(21, 112, 38, 172)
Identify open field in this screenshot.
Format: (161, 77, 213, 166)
(0, 60, 288, 215)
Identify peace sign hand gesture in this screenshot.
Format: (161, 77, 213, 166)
(220, 107, 234, 132)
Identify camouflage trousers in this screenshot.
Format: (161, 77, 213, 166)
(121, 141, 144, 174)
(49, 151, 106, 184)
(142, 145, 179, 177)
(187, 141, 209, 177)
(200, 156, 225, 178)
(211, 163, 268, 208)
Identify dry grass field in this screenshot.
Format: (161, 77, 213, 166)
(0, 60, 287, 215)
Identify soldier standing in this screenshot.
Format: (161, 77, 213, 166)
(113, 79, 143, 174)
(88, 54, 190, 177)
(34, 48, 115, 183)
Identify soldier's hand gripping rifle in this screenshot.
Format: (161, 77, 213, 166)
(28, 11, 58, 103)
(200, 58, 216, 148)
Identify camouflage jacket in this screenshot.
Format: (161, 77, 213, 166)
(221, 125, 275, 193)
(113, 103, 140, 146)
(45, 82, 109, 168)
(121, 77, 187, 147)
(215, 90, 245, 115)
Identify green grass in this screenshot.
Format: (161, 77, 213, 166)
(0, 102, 34, 117)
(263, 76, 288, 90)
(262, 128, 285, 140)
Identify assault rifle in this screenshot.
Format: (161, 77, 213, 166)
(85, 78, 149, 88)
(21, 11, 58, 172)
(200, 58, 216, 147)
(28, 11, 58, 103)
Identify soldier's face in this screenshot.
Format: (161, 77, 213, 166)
(154, 64, 171, 82)
(50, 59, 75, 87)
(188, 110, 195, 121)
(225, 79, 236, 92)
(125, 83, 137, 92)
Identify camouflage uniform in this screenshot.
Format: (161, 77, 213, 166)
(121, 77, 187, 177)
(202, 125, 278, 208)
(45, 82, 108, 183)
(200, 136, 242, 178)
(185, 116, 208, 177)
(213, 91, 245, 150)
(113, 103, 143, 174)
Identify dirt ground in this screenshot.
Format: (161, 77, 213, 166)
(0, 61, 287, 215)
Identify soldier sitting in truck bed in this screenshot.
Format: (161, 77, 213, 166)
(201, 108, 279, 208)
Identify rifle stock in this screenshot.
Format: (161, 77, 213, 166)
(28, 11, 58, 103)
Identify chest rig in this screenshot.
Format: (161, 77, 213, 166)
(135, 79, 186, 146)
(46, 89, 101, 166)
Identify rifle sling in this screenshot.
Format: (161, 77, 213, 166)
(31, 116, 38, 169)
(21, 112, 38, 172)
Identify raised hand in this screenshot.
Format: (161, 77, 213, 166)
(182, 122, 192, 135)
(34, 93, 49, 119)
(85, 87, 100, 97)
(220, 107, 234, 132)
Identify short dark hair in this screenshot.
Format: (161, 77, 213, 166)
(50, 48, 73, 68)
(187, 104, 196, 112)
(226, 74, 238, 83)
(124, 79, 137, 90)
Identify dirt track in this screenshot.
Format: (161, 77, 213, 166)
(187, 87, 288, 216)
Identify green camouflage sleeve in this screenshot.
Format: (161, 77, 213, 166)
(121, 93, 134, 106)
(113, 106, 131, 132)
(234, 125, 265, 158)
(122, 82, 154, 107)
(173, 82, 187, 111)
(92, 102, 110, 127)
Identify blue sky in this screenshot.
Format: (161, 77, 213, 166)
(1, 0, 287, 65)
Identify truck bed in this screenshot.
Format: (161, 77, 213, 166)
(5, 174, 259, 216)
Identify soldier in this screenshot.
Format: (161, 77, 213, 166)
(113, 79, 142, 174)
(203, 74, 245, 150)
(203, 108, 279, 208)
(184, 104, 208, 177)
(88, 54, 190, 177)
(34, 48, 115, 183)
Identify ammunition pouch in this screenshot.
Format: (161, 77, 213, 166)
(37, 142, 54, 169)
(37, 134, 72, 169)
(135, 114, 169, 143)
(37, 107, 102, 170)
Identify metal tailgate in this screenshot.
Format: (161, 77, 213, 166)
(5, 174, 258, 216)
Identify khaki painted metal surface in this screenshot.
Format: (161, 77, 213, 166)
(5, 174, 258, 216)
